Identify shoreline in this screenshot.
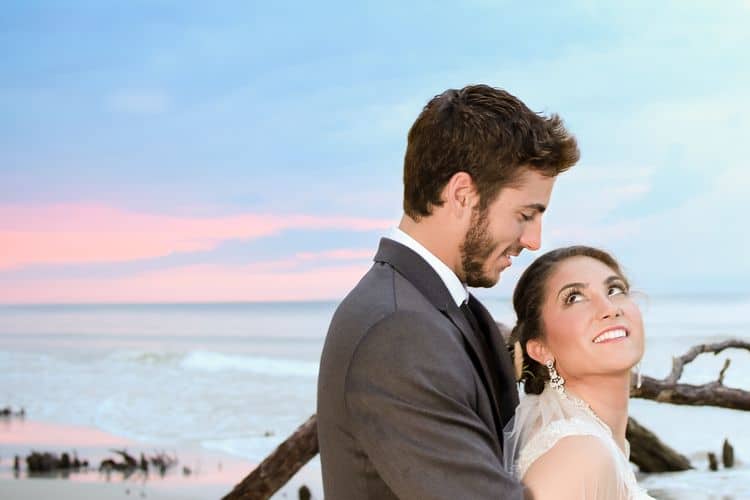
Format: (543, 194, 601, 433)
(0, 417, 323, 499)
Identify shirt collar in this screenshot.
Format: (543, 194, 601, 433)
(388, 227, 469, 307)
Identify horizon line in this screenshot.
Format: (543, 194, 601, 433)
(1, 291, 747, 307)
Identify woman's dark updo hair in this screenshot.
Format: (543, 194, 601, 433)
(511, 245, 630, 394)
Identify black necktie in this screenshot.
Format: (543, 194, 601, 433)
(460, 299, 482, 335)
(460, 297, 505, 435)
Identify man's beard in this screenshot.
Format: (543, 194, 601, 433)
(460, 207, 500, 288)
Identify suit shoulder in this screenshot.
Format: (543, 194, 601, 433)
(350, 309, 470, 376)
(330, 261, 439, 327)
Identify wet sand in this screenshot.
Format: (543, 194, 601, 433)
(0, 418, 253, 499)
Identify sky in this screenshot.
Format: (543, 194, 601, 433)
(1, 1, 749, 303)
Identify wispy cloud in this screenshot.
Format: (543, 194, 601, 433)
(295, 249, 373, 261)
(0, 204, 393, 271)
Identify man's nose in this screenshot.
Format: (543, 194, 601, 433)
(519, 218, 542, 251)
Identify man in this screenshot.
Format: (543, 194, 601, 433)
(317, 84, 579, 499)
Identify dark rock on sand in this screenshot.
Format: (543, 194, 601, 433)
(708, 452, 718, 471)
(298, 485, 311, 500)
(0, 406, 25, 418)
(723, 439, 735, 468)
(27, 452, 60, 472)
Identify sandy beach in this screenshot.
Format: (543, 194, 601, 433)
(1, 417, 324, 499)
(0, 417, 316, 500)
(0, 478, 215, 500)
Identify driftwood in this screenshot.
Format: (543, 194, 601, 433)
(631, 339, 750, 410)
(222, 415, 318, 500)
(223, 339, 750, 498)
(626, 417, 691, 472)
(99, 449, 178, 477)
(26, 451, 89, 472)
(0, 406, 26, 418)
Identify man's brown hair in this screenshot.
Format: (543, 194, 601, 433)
(403, 84, 580, 218)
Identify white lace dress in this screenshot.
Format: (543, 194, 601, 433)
(503, 385, 655, 499)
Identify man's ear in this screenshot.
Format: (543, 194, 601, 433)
(526, 338, 552, 365)
(442, 171, 477, 216)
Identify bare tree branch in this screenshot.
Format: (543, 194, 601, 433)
(718, 358, 731, 385)
(632, 339, 750, 410)
(632, 376, 750, 410)
(665, 339, 750, 384)
(222, 415, 318, 500)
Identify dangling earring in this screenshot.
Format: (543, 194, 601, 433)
(546, 359, 565, 394)
(635, 362, 642, 389)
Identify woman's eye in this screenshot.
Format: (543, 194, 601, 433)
(608, 285, 626, 296)
(565, 292, 583, 304)
(520, 212, 533, 222)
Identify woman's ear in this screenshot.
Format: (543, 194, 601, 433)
(526, 338, 551, 365)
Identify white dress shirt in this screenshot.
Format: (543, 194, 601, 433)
(387, 227, 468, 307)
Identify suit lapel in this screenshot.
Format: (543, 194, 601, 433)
(373, 238, 454, 309)
(373, 238, 505, 438)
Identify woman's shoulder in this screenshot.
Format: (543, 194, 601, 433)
(515, 407, 612, 475)
(519, 422, 614, 474)
(531, 433, 615, 468)
(522, 435, 621, 499)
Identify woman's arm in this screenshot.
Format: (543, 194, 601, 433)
(523, 435, 622, 500)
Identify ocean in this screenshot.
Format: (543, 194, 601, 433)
(1, 296, 749, 499)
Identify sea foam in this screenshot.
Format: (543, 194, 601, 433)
(179, 351, 319, 377)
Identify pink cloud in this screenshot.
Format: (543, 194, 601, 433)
(0, 203, 392, 271)
(0, 261, 372, 303)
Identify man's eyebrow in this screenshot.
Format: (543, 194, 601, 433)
(523, 203, 547, 214)
(557, 282, 587, 299)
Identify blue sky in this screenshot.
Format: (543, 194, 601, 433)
(1, 1, 748, 302)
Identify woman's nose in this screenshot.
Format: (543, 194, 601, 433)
(596, 295, 622, 319)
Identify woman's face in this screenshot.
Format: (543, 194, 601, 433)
(535, 255, 644, 383)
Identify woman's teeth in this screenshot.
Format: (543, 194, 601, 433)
(593, 328, 627, 343)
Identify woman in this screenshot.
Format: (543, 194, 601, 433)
(504, 246, 655, 499)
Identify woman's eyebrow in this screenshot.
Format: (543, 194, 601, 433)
(557, 282, 587, 299)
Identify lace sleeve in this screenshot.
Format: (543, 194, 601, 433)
(522, 434, 623, 500)
(515, 417, 607, 478)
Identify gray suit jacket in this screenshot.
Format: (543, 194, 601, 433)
(317, 238, 523, 499)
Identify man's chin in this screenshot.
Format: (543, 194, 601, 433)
(466, 273, 500, 288)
